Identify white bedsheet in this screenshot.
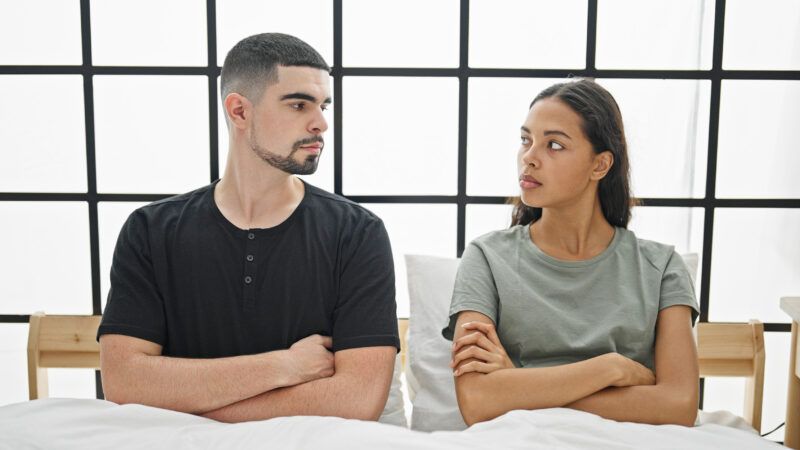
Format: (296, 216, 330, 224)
(0, 399, 781, 449)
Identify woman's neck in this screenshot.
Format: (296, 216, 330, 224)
(529, 197, 616, 261)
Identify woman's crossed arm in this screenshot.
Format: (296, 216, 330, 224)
(451, 306, 698, 426)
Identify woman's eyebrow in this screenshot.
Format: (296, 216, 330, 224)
(544, 130, 572, 140)
(520, 126, 572, 140)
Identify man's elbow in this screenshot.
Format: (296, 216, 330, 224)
(336, 400, 385, 422)
(340, 378, 391, 421)
(346, 405, 384, 422)
(100, 374, 134, 406)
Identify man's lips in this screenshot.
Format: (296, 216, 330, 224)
(300, 144, 323, 154)
(519, 174, 542, 189)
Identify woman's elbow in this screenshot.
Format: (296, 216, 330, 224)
(665, 389, 698, 427)
(457, 392, 486, 426)
(676, 396, 699, 427)
(455, 377, 495, 426)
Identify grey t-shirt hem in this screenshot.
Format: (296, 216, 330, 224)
(660, 296, 701, 325)
(441, 298, 497, 341)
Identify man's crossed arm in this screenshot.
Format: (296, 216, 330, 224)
(99, 333, 395, 422)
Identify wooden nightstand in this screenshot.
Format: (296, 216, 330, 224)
(781, 297, 800, 448)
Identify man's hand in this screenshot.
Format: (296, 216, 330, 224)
(286, 334, 335, 385)
(451, 321, 514, 376)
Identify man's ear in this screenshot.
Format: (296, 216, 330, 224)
(591, 150, 614, 181)
(224, 93, 251, 131)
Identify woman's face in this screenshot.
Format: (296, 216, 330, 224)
(517, 97, 607, 210)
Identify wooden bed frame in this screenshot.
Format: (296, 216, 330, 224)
(27, 314, 764, 431)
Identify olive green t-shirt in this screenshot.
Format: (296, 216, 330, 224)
(442, 225, 699, 371)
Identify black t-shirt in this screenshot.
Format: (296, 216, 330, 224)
(98, 180, 399, 357)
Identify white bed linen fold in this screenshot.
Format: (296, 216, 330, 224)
(0, 399, 781, 450)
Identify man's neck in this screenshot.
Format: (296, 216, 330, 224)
(214, 146, 305, 230)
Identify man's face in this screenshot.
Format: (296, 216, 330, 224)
(248, 66, 332, 175)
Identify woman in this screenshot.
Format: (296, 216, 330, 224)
(443, 79, 699, 427)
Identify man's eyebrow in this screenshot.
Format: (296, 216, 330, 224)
(521, 126, 531, 134)
(280, 92, 333, 104)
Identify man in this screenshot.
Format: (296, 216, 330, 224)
(97, 33, 399, 423)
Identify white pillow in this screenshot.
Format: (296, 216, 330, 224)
(405, 254, 466, 431)
(379, 354, 408, 427)
(403, 252, 700, 432)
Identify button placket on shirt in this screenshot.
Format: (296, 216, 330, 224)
(243, 231, 257, 310)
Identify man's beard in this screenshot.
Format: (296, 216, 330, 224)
(248, 130, 322, 175)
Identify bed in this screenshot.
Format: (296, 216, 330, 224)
(0, 397, 781, 449)
(0, 255, 784, 449)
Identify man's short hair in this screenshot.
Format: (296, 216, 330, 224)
(220, 33, 330, 104)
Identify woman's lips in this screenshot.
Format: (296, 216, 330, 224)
(519, 175, 542, 189)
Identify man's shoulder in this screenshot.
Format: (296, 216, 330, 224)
(303, 182, 383, 225)
(129, 183, 213, 224)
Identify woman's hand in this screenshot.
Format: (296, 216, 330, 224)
(451, 321, 514, 376)
(604, 353, 656, 387)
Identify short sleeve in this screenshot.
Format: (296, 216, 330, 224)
(660, 251, 701, 325)
(97, 210, 166, 345)
(332, 216, 399, 353)
(441, 242, 500, 341)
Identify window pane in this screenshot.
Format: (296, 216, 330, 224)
(710, 209, 800, 322)
(629, 207, 705, 256)
(47, 369, 97, 400)
(717, 80, 800, 199)
(465, 204, 513, 245)
(0, 324, 29, 407)
(598, 79, 710, 198)
(0, 76, 86, 192)
(467, 77, 565, 196)
(90, 0, 207, 66)
(596, 0, 714, 70)
(94, 76, 210, 194)
(98, 202, 149, 311)
(343, 0, 459, 68)
(469, 0, 586, 69)
(0, 0, 81, 65)
(701, 377, 745, 423)
(0, 202, 92, 314)
(723, 0, 800, 70)
(362, 204, 457, 318)
(702, 332, 790, 443)
(343, 77, 459, 195)
(761, 332, 790, 443)
(0, 326, 95, 405)
(216, 78, 334, 192)
(216, 0, 333, 66)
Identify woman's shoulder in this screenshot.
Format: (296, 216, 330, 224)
(469, 225, 528, 250)
(618, 228, 677, 273)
